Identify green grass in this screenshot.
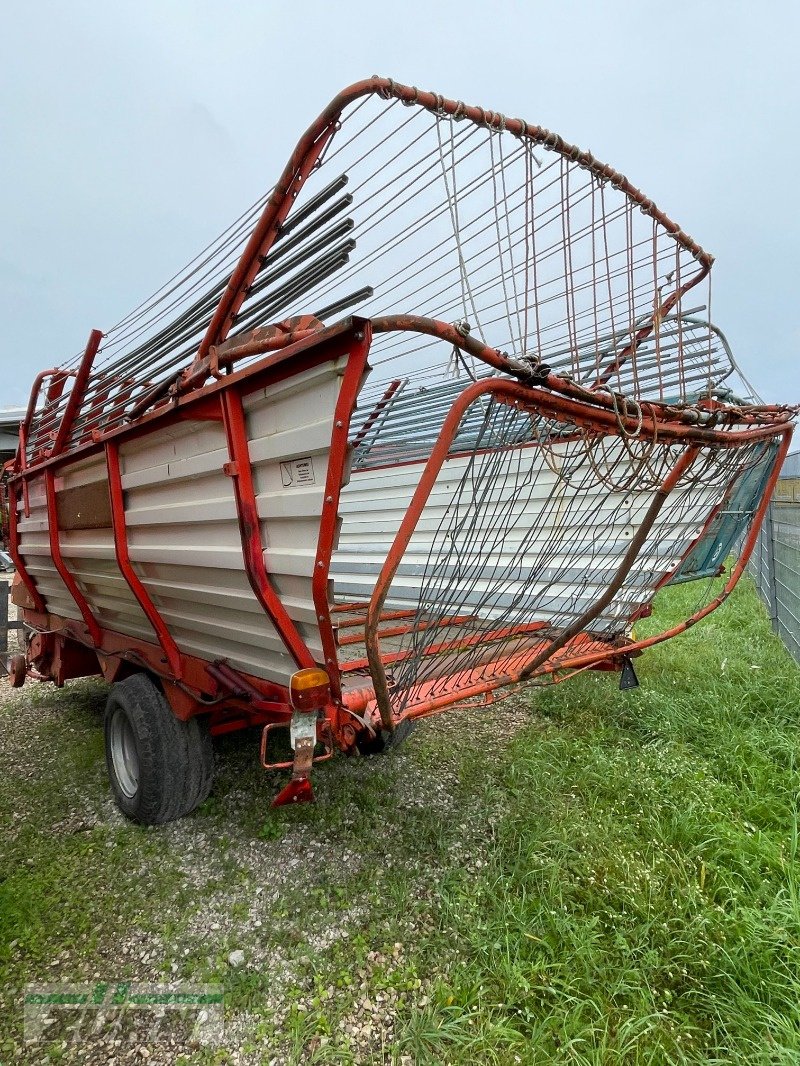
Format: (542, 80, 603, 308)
(2, 573, 800, 1063)
(397, 576, 800, 1064)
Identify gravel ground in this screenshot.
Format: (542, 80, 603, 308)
(0, 597, 540, 1065)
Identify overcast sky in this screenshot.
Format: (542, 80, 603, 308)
(1, 0, 798, 407)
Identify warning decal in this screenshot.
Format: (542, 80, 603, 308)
(280, 457, 316, 487)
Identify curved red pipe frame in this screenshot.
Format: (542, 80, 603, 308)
(197, 76, 713, 374)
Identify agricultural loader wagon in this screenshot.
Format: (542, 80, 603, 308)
(4, 77, 796, 822)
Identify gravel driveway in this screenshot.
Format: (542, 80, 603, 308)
(0, 598, 536, 1064)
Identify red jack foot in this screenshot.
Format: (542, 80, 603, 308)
(271, 777, 315, 808)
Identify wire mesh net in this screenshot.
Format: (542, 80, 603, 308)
(333, 384, 780, 715)
(23, 77, 762, 463)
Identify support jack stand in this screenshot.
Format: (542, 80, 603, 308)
(619, 654, 640, 691)
(261, 712, 333, 807)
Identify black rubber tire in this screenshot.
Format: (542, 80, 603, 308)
(356, 717, 418, 756)
(104, 673, 214, 825)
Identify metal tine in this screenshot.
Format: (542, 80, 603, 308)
(314, 286, 374, 322)
(260, 201, 354, 271)
(234, 243, 355, 330)
(275, 174, 349, 239)
(231, 251, 352, 335)
(246, 222, 355, 301)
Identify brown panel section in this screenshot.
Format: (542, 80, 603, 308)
(56, 479, 112, 530)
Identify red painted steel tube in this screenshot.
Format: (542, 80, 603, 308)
(337, 608, 417, 629)
(309, 328, 372, 698)
(340, 620, 549, 673)
(43, 469, 102, 645)
(18, 369, 65, 471)
(13, 318, 790, 491)
(348, 424, 793, 721)
(220, 389, 315, 670)
(351, 379, 403, 451)
(206, 318, 795, 446)
(196, 135, 336, 360)
(51, 329, 103, 455)
(338, 613, 474, 646)
(573, 425, 796, 662)
(364, 378, 510, 727)
(104, 439, 184, 678)
(345, 632, 596, 717)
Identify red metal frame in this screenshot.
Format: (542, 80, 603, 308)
(8, 323, 370, 712)
(51, 329, 103, 455)
(9, 322, 794, 729)
(43, 468, 102, 646)
(220, 388, 315, 671)
(5, 301, 795, 776)
(104, 439, 184, 679)
(190, 78, 713, 379)
(358, 375, 706, 727)
(309, 323, 370, 698)
(341, 445, 787, 723)
(3, 76, 797, 810)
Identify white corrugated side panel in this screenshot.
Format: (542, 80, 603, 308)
(333, 440, 723, 630)
(114, 358, 345, 684)
(58, 453, 156, 640)
(16, 474, 80, 622)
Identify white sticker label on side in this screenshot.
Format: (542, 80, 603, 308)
(280, 457, 315, 487)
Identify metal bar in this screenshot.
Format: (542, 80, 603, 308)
(364, 377, 507, 728)
(516, 445, 701, 682)
(337, 607, 416, 629)
(309, 326, 372, 699)
(248, 225, 355, 300)
(314, 286, 374, 322)
(362, 375, 706, 726)
(338, 613, 474, 646)
(351, 378, 404, 453)
(43, 469, 102, 645)
(220, 388, 315, 670)
(232, 248, 352, 333)
(104, 439, 184, 678)
(368, 316, 797, 437)
(592, 425, 795, 661)
(276, 174, 349, 237)
(19, 368, 65, 467)
(340, 620, 549, 673)
(196, 121, 339, 362)
(51, 329, 103, 455)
